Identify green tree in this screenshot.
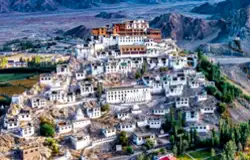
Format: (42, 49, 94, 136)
(135, 70, 142, 79)
(40, 123, 55, 137)
(101, 104, 110, 112)
(119, 131, 128, 146)
(96, 82, 103, 99)
(211, 148, 216, 157)
(223, 140, 237, 160)
(172, 144, 178, 156)
(126, 146, 133, 154)
(145, 139, 155, 149)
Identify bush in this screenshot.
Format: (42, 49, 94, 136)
(101, 104, 110, 112)
(126, 146, 133, 154)
(40, 123, 55, 137)
(217, 102, 227, 114)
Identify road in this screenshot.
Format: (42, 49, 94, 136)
(210, 57, 250, 65)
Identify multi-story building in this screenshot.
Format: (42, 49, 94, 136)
(165, 85, 184, 97)
(106, 85, 151, 104)
(119, 45, 147, 57)
(102, 127, 117, 137)
(175, 97, 189, 108)
(119, 121, 136, 132)
(148, 117, 162, 129)
(132, 132, 156, 145)
(56, 64, 71, 76)
(79, 81, 94, 97)
(3, 115, 19, 130)
(70, 135, 91, 150)
(118, 35, 146, 45)
(30, 97, 47, 108)
(19, 123, 35, 137)
(86, 107, 102, 119)
(40, 74, 53, 85)
(72, 108, 91, 130)
(185, 111, 200, 122)
(18, 109, 32, 121)
(152, 105, 170, 116)
(57, 121, 73, 134)
(19, 144, 40, 160)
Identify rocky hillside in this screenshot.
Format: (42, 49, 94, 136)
(191, 0, 250, 19)
(149, 13, 224, 41)
(95, 11, 126, 19)
(63, 25, 91, 39)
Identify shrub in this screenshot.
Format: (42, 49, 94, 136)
(217, 102, 227, 114)
(40, 123, 55, 137)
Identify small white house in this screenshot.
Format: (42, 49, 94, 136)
(57, 121, 73, 134)
(70, 135, 91, 150)
(148, 117, 162, 129)
(136, 116, 148, 127)
(152, 105, 170, 116)
(40, 74, 53, 85)
(86, 107, 102, 119)
(117, 111, 130, 120)
(175, 97, 189, 108)
(185, 111, 200, 122)
(30, 97, 47, 108)
(196, 91, 208, 102)
(4, 115, 19, 130)
(75, 72, 86, 81)
(200, 106, 216, 114)
(11, 95, 23, 105)
(131, 104, 142, 115)
(18, 109, 32, 121)
(79, 81, 94, 97)
(132, 132, 156, 145)
(19, 123, 35, 137)
(56, 64, 71, 76)
(186, 123, 210, 133)
(165, 85, 184, 97)
(72, 108, 91, 130)
(119, 122, 136, 132)
(102, 127, 117, 137)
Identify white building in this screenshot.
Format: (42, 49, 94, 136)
(165, 85, 184, 97)
(132, 132, 155, 146)
(148, 117, 162, 129)
(170, 72, 187, 86)
(76, 43, 95, 60)
(186, 123, 210, 133)
(125, 19, 149, 30)
(136, 116, 148, 127)
(142, 75, 164, 94)
(117, 111, 130, 120)
(57, 121, 73, 134)
(196, 91, 208, 102)
(106, 85, 151, 104)
(19, 123, 35, 137)
(30, 97, 47, 108)
(56, 64, 71, 76)
(4, 115, 19, 130)
(89, 62, 105, 75)
(119, 122, 136, 132)
(131, 104, 142, 115)
(70, 135, 91, 150)
(175, 97, 189, 108)
(200, 106, 216, 114)
(49, 90, 76, 104)
(79, 81, 94, 97)
(18, 109, 31, 121)
(102, 127, 117, 137)
(185, 111, 200, 122)
(75, 72, 86, 81)
(40, 74, 53, 85)
(152, 105, 170, 116)
(169, 56, 187, 71)
(118, 36, 146, 46)
(11, 95, 23, 105)
(72, 108, 91, 130)
(86, 107, 102, 119)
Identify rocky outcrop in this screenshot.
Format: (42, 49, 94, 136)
(95, 11, 126, 19)
(63, 25, 91, 39)
(149, 13, 223, 41)
(191, 0, 250, 19)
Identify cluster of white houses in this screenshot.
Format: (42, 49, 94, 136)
(0, 19, 220, 158)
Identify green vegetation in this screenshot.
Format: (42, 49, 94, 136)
(101, 104, 110, 112)
(197, 51, 242, 103)
(159, 67, 168, 72)
(189, 149, 213, 160)
(0, 73, 36, 82)
(40, 123, 55, 137)
(144, 139, 155, 149)
(44, 138, 59, 154)
(96, 82, 103, 99)
(126, 146, 134, 154)
(118, 131, 128, 146)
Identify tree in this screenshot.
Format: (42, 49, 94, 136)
(142, 62, 147, 75)
(136, 154, 146, 160)
(135, 70, 142, 79)
(119, 131, 128, 146)
(172, 145, 178, 156)
(145, 139, 154, 149)
(40, 123, 55, 137)
(96, 82, 103, 99)
(101, 104, 110, 112)
(217, 102, 227, 114)
(211, 148, 216, 157)
(223, 140, 237, 160)
(126, 146, 133, 154)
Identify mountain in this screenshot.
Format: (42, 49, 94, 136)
(149, 13, 223, 41)
(63, 25, 91, 39)
(191, 0, 250, 19)
(95, 11, 126, 19)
